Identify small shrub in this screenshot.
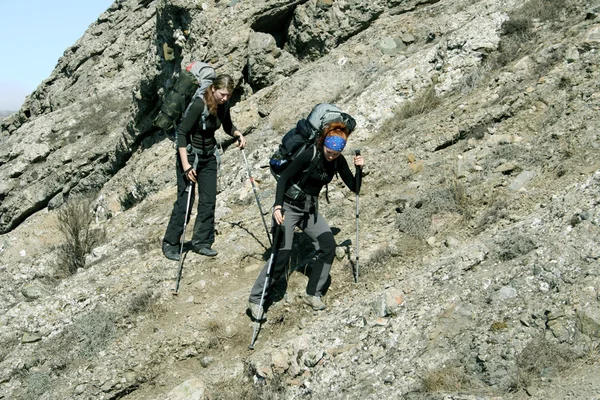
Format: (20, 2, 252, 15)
(421, 365, 484, 393)
(396, 85, 441, 120)
(514, 338, 579, 389)
(459, 63, 490, 95)
(362, 245, 397, 277)
(473, 201, 508, 233)
(72, 307, 117, 358)
(396, 207, 431, 239)
(489, 0, 575, 69)
(56, 196, 105, 275)
(206, 319, 227, 349)
(519, 0, 571, 22)
(25, 371, 53, 399)
(449, 177, 474, 219)
(490, 321, 508, 332)
(497, 234, 536, 261)
(128, 290, 156, 316)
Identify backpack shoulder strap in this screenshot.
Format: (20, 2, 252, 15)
(297, 146, 320, 189)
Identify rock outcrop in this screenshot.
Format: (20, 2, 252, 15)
(1, 0, 600, 399)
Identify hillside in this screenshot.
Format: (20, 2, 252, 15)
(1, 0, 600, 399)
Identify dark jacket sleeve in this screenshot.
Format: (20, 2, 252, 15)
(337, 155, 362, 194)
(177, 97, 205, 148)
(274, 149, 314, 207)
(220, 103, 238, 137)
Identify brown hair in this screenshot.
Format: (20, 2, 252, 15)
(316, 121, 349, 148)
(203, 74, 235, 115)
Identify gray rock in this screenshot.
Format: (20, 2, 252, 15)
(21, 282, 50, 301)
(160, 378, 205, 400)
(507, 170, 537, 191)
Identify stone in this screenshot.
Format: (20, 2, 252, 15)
(161, 378, 205, 400)
(22, 332, 42, 343)
(272, 351, 290, 373)
(21, 282, 50, 301)
(507, 170, 537, 191)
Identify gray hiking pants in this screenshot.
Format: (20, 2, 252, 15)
(249, 201, 336, 305)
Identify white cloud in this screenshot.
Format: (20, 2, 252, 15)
(0, 82, 32, 111)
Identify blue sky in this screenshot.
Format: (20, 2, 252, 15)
(0, 0, 114, 111)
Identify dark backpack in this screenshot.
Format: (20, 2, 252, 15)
(269, 103, 356, 200)
(153, 61, 216, 140)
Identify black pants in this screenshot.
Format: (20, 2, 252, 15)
(164, 151, 217, 247)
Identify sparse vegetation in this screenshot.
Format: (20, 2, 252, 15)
(72, 307, 118, 358)
(488, 0, 574, 69)
(378, 84, 441, 140)
(56, 195, 105, 275)
(128, 290, 158, 316)
(396, 85, 441, 120)
(490, 321, 508, 332)
(421, 365, 486, 393)
(513, 338, 579, 390)
(497, 234, 536, 261)
(473, 200, 509, 234)
(360, 244, 397, 278)
(449, 176, 474, 220)
(25, 371, 53, 399)
(206, 319, 230, 350)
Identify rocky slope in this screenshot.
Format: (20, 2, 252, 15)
(1, 0, 600, 399)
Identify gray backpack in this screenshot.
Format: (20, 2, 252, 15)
(153, 61, 216, 138)
(269, 103, 356, 200)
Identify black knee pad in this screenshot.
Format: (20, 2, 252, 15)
(316, 231, 336, 260)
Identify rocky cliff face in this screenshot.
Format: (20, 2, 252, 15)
(1, 0, 600, 399)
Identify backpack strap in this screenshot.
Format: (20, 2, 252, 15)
(296, 146, 319, 189)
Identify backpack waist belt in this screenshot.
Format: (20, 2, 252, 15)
(187, 144, 216, 157)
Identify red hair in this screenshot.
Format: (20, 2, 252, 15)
(316, 122, 349, 148)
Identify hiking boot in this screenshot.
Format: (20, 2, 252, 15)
(302, 295, 326, 311)
(247, 301, 266, 322)
(192, 245, 218, 257)
(162, 241, 181, 261)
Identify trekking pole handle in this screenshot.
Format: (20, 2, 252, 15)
(355, 149, 361, 156)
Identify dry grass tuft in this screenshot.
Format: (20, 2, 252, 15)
(56, 195, 105, 275)
(513, 338, 580, 389)
(421, 365, 486, 393)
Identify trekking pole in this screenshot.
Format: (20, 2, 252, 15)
(354, 149, 361, 284)
(173, 182, 194, 295)
(241, 148, 272, 247)
(249, 221, 283, 350)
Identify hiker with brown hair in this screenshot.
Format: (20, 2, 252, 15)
(162, 74, 246, 261)
(247, 120, 364, 320)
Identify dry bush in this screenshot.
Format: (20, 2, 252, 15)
(448, 176, 475, 221)
(488, 0, 575, 70)
(496, 234, 536, 261)
(513, 338, 579, 389)
(361, 245, 397, 278)
(25, 371, 53, 399)
(205, 319, 231, 350)
(421, 365, 486, 393)
(128, 290, 162, 317)
(56, 196, 105, 275)
(396, 85, 440, 120)
(72, 307, 118, 359)
(473, 201, 508, 234)
(519, 0, 573, 22)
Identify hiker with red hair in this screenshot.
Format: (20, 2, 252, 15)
(248, 120, 364, 320)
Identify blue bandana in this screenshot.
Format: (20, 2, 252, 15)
(324, 136, 346, 151)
